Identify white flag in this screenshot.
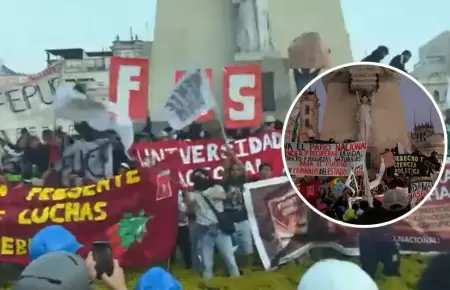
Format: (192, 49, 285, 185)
(369, 157, 386, 190)
(53, 83, 133, 152)
(345, 169, 358, 196)
(164, 69, 214, 130)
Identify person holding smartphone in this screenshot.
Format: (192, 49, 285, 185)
(13, 251, 128, 290)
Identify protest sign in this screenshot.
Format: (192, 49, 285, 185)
(132, 130, 283, 186)
(284, 141, 367, 176)
(394, 154, 420, 175)
(0, 157, 179, 266)
(54, 139, 113, 183)
(299, 179, 319, 205)
(381, 151, 395, 168)
(175, 69, 215, 122)
(0, 62, 63, 139)
(164, 69, 214, 130)
(223, 64, 262, 128)
(421, 156, 441, 173)
(345, 169, 358, 196)
(244, 177, 310, 270)
(409, 177, 433, 203)
(109, 57, 149, 121)
(329, 177, 346, 195)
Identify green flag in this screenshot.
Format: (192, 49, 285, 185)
(291, 113, 300, 142)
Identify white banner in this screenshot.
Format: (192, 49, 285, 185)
(284, 141, 367, 176)
(53, 138, 113, 184)
(0, 62, 68, 141)
(53, 83, 133, 152)
(164, 69, 214, 130)
(345, 169, 358, 196)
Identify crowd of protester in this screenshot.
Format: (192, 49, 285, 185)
(296, 136, 442, 225)
(0, 116, 283, 285)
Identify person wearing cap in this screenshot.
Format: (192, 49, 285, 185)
(297, 259, 378, 290)
(13, 251, 128, 290)
(135, 267, 181, 290)
(356, 185, 407, 278)
(156, 131, 170, 141)
(263, 115, 276, 129)
(118, 162, 131, 175)
(29, 225, 83, 260)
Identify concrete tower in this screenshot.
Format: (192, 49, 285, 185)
(149, 0, 352, 123)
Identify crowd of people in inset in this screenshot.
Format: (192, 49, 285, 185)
(295, 136, 442, 225)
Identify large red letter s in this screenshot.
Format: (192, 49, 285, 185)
(223, 64, 262, 128)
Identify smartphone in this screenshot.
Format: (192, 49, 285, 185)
(92, 241, 114, 279)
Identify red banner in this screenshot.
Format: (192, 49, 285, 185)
(0, 155, 179, 266)
(132, 130, 282, 186)
(109, 56, 149, 121)
(223, 64, 262, 128)
(175, 69, 215, 122)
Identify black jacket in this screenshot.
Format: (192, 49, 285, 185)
(389, 55, 406, 72)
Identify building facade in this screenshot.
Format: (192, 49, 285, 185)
(412, 31, 450, 110)
(410, 122, 445, 159)
(45, 35, 152, 93)
(299, 91, 320, 141)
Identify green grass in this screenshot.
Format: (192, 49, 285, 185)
(1, 254, 431, 289)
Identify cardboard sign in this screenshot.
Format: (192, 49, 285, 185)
(223, 64, 262, 128)
(394, 154, 420, 175)
(381, 151, 395, 168)
(409, 177, 433, 203)
(109, 57, 149, 120)
(175, 69, 215, 122)
(285, 141, 367, 176)
(288, 32, 330, 69)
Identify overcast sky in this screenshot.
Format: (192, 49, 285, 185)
(0, 0, 449, 73)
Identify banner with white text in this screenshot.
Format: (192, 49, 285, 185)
(132, 131, 283, 186)
(284, 141, 367, 176)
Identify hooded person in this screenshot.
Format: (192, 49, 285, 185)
(361, 46, 389, 63)
(29, 225, 82, 260)
(297, 259, 378, 290)
(12, 252, 91, 290)
(185, 168, 240, 279)
(135, 267, 181, 290)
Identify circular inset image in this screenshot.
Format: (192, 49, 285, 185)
(282, 62, 447, 228)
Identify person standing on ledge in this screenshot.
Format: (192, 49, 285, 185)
(361, 46, 389, 63)
(389, 50, 412, 73)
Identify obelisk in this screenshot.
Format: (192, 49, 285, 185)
(148, 0, 353, 122)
